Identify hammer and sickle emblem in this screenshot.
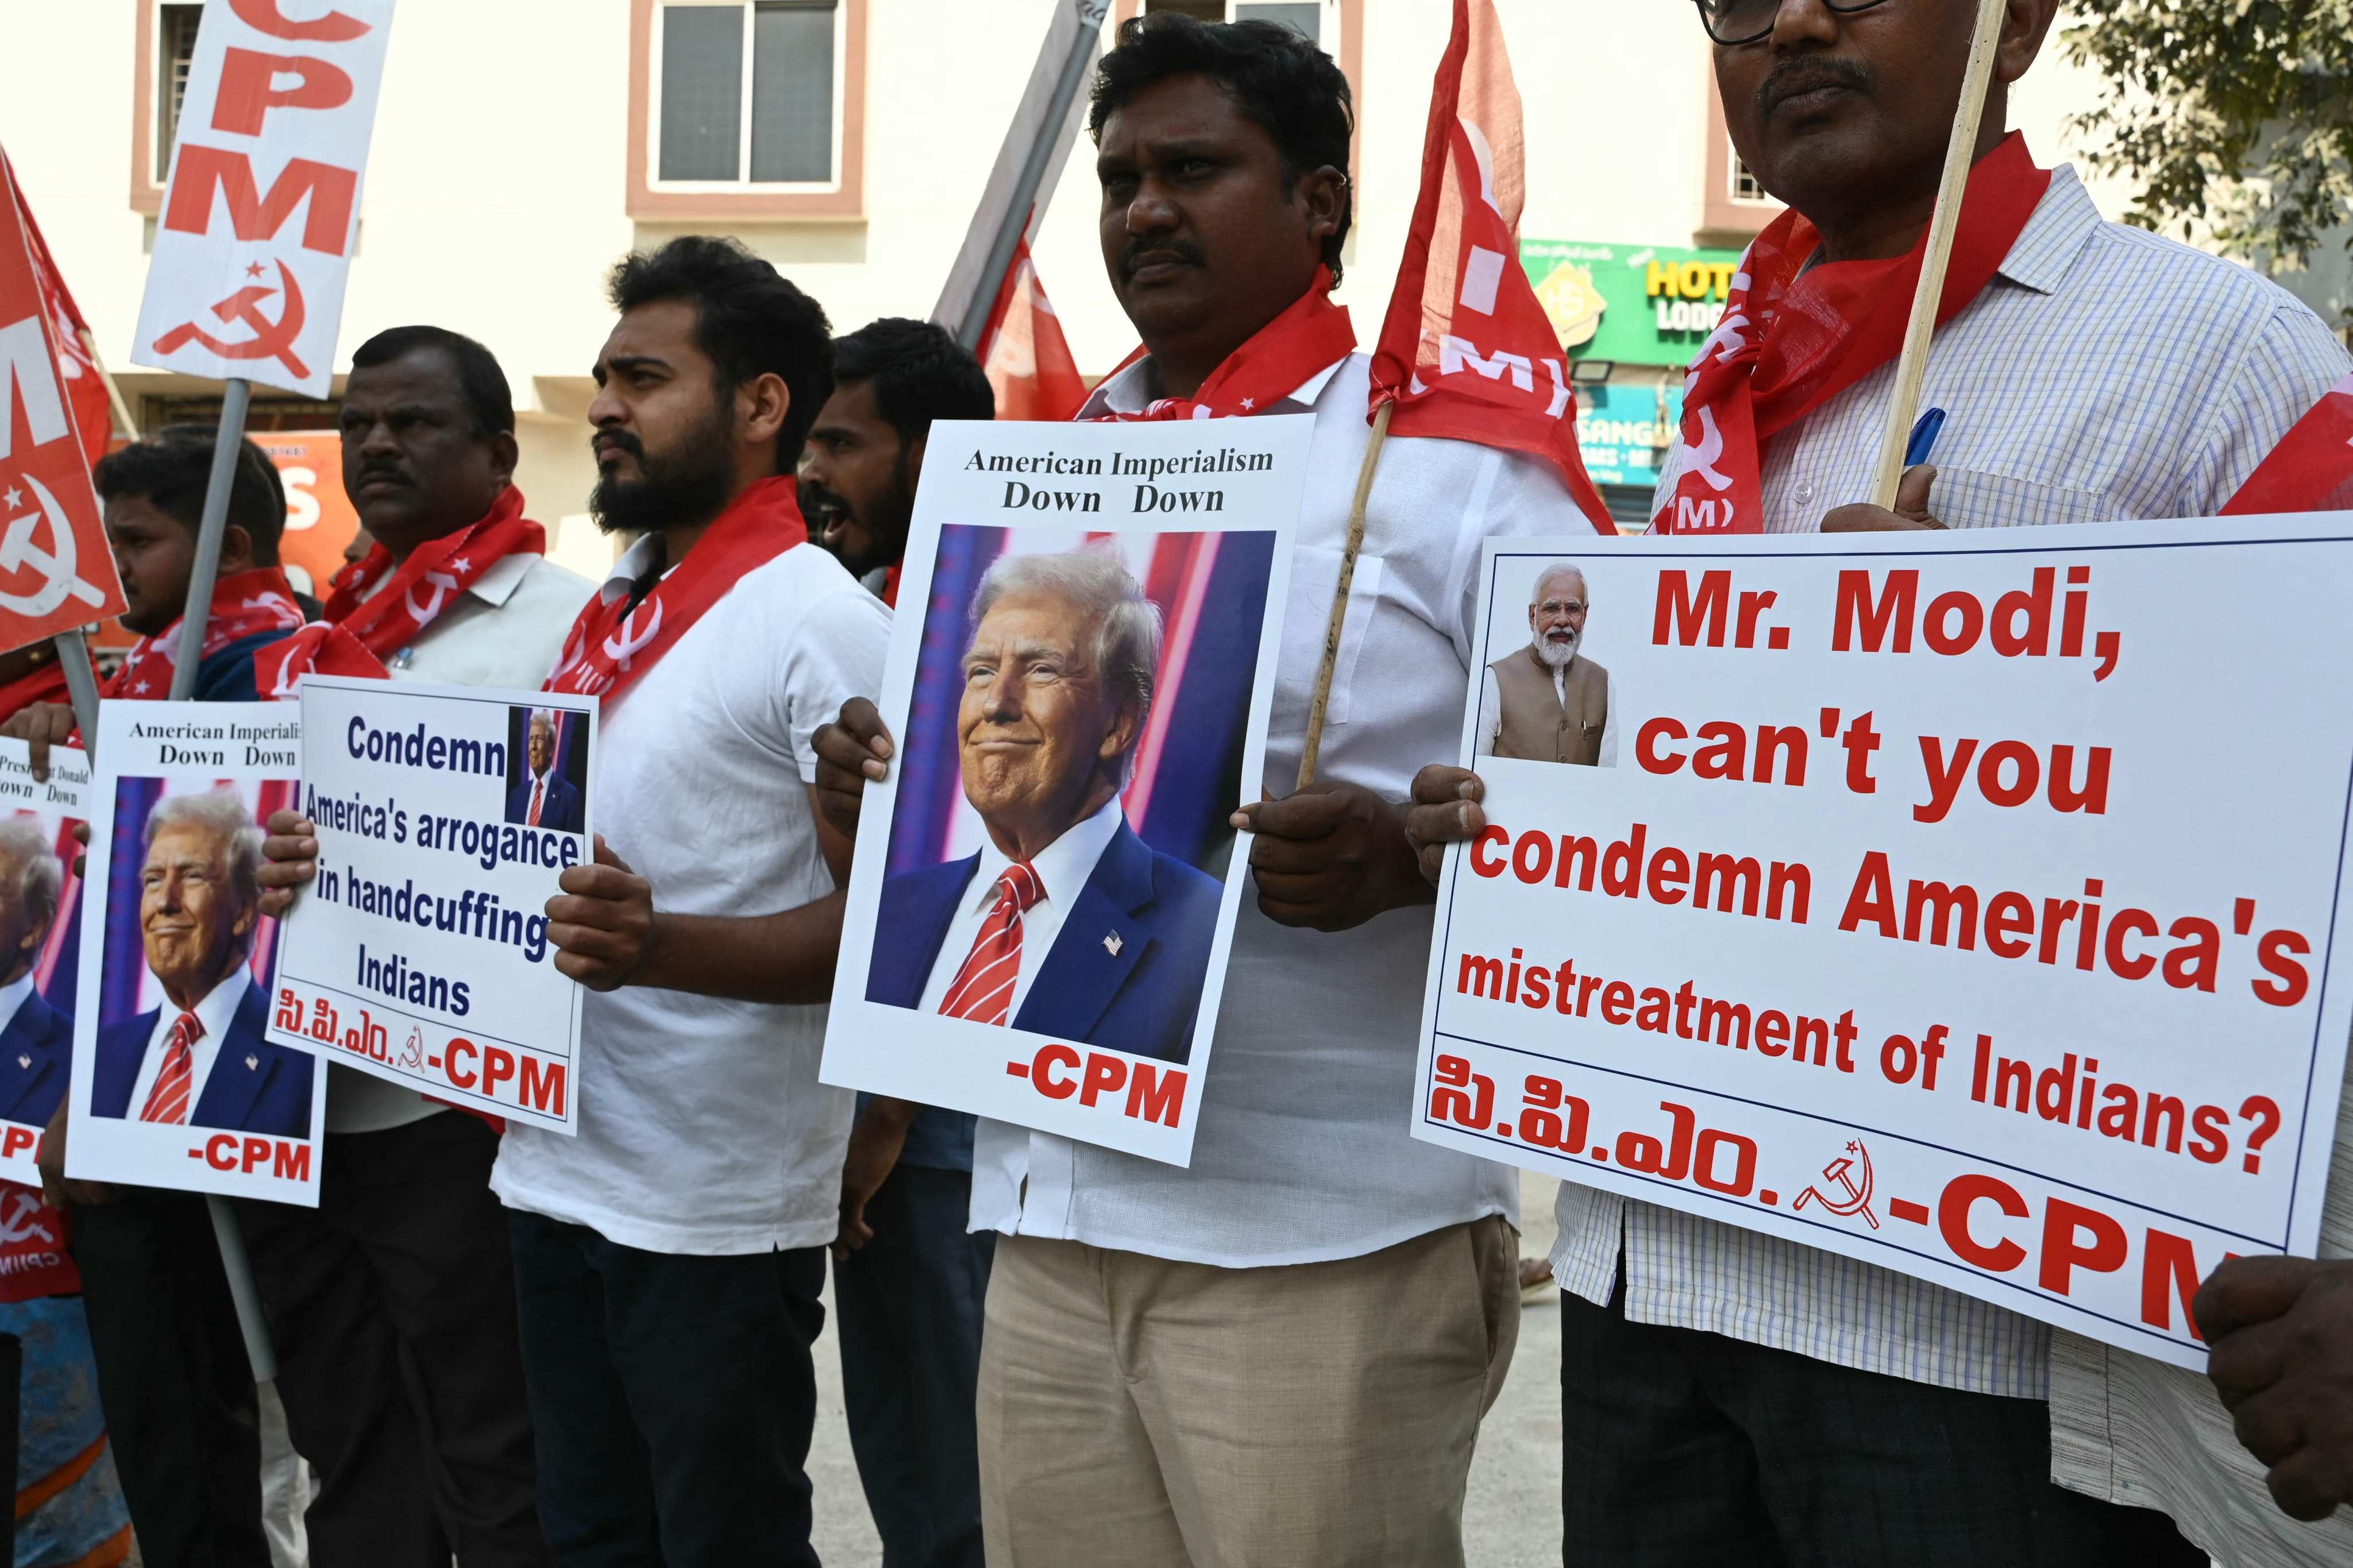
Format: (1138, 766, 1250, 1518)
(152, 260, 311, 380)
(1791, 1139, 1879, 1230)
(603, 600, 663, 671)
(405, 570, 460, 623)
(0, 474, 109, 618)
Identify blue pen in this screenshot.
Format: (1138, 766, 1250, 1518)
(1904, 406, 1948, 467)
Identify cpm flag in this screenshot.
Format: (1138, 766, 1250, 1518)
(979, 237, 1087, 423)
(132, 0, 396, 398)
(0, 159, 129, 657)
(1371, 0, 1611, 532)
(2223, 372, 2353, 516)
(2, 152, 113, 465)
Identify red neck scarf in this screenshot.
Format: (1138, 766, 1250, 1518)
(2223, 372, 2353, 515)
(105, 566, 306, 700)
(1094, 270, 1356, 421)
(0, 655, 73, 727)
(260, 488, 547, 696)
(545, 474, 807, 702)
(1653, 133, 2051, 534)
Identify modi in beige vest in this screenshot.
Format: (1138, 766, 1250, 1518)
(1488, 644, 1609, 764)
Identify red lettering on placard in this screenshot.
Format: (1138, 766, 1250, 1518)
(162, 146, 357, 256)
(1033, 1044, 1081, 1099)
(518, 1057, 566, 1117)
(211, 48, 355, 136)
(229, 0, 373, 41)
(1938, 1172, 2028, 1272)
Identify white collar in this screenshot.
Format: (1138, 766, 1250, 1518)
(1078, 351, 1353, 419)
(967, 796, 1125, 916)
(0, 972, 33, 1037)
(174, 964, 253, 1040)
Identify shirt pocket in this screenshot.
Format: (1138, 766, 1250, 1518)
(1927, 467, 2116, 531)
(1274, 548, 1385, 731)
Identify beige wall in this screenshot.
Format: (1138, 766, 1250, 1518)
(0, 0, 2159, 566)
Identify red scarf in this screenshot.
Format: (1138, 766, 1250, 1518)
(0, 655, 74, 726)
(1093, 269, 1357, 421)
(2223, 372, 2353, 515)
(260, 488, 547, 696)
(1653, 133, 2051, 534)
(545, 474, 807, 702)
(104, 567, 306, 700)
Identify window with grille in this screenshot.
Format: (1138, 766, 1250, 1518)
(1145, 0, 1323, 45)
(655, 0, 839, 186)
(156, 3, 203, 183)
(1730, 148, 1768, 204)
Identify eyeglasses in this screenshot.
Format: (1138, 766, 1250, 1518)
(1692, 0, 1892, 47)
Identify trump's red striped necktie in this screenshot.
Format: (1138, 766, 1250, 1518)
(938, 863, 1044, 1026)
(527, 778, 545, 826)
(140, 1011, 203, 1124)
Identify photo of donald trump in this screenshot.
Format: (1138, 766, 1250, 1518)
(92, 790, 311, 1136)
(867, 549, 1223, 1064)
(0, 819, 71, 1129)
(506, 709, 584, 833)
(1479, 561, 1618, 767)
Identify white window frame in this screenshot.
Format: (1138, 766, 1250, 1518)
(152, 0, 205, 185)
(647, 0, 846, 195)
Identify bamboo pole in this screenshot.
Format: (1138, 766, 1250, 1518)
(1296, 401, 1392, 789)
(1864, 0, 2010, 510)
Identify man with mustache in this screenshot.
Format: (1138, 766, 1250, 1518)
(1405, 0, 2352, 1561)
(243, 325, 580, 1568)
(1479, 562, 1614, 767)
(816, 16, 1573, 1565)
(803, 316, 1002, 1568)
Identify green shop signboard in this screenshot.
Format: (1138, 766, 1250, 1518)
(1575, 379, 1682, 491)
(1522, 238, 1747, 368)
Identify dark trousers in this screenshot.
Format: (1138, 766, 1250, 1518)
(507, 1210, 826, 1568)
(72, 1188, 271, 1568)
(1560, 1286, 2205, 1567)
(236, 1110, 547, 1568)
(835, 1164, 994, 1568)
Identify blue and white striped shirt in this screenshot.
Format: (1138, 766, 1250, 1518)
(1550, 165, 2353, 1399)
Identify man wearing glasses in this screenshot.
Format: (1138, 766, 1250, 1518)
(1478, 563, 1615, 767)
(1411, 0, 2351, 1561)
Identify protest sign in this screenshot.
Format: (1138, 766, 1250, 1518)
(132, 0, 397, 398)
(1415, 517, 2353, 1368)
(66, 702, 319, 1203)
(823, 416, 1303, 1164)
(0, 158, 129, 656)
(0, 739, 87, 1179)
(267, 677, 591, 1130)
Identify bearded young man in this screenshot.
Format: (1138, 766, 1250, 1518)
(1406, 0, 2352, 1562)
(815, 16, 1581, 1565)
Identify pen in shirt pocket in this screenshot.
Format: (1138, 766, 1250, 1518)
(1905, 407, 1948, 468)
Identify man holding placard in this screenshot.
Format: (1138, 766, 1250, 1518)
(1407, 0, 2351, 1559)
(249, 327, 577, 1568)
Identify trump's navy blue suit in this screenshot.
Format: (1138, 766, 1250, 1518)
(507, 770, 584, 834)
(0, 988, 73, 1129)
(867, 821, 1222, 1064)
(91, 979, 311, 1137)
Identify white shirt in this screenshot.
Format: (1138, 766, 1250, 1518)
(326, 548, 595, 1136)
(0, 973, 32, 1039)
(490, 538, 890, 1255)
(1556, 165, 2353, 1400)
(917, 798, 1124, 1021)
(1475, 652, 1619, 766)
(125, 965, 249, 1120)
(970, 351, 1586, 1268)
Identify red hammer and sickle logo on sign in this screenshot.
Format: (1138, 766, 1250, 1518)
(152, 259, 310, 380)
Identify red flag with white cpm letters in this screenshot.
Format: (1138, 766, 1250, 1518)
(1370, 0, 1612, 532)
(3, 152, 112, 465)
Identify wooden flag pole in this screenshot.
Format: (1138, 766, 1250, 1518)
(1864, 0, 2010, 510)
(1296, 401, 1392, 789)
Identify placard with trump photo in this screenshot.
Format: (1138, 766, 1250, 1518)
(65, 702, 321, 1204)
(0, 738, 88, 1180)
(823, 416, 1306, 1165)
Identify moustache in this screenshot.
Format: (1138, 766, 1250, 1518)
(354, 462, 408, 487)
(797, 479, 851, 526)
(593, 428, 645, 464)
(1120, 237, 1206, 280)
(1757, 55, 1874, 118)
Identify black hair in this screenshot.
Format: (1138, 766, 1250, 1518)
(830, 318, 995, 446)
(93, 424, 287, 563)
(1089, 13, 1354, 285)
(349, 324, 515, 437)
(607, 235, 835, 469)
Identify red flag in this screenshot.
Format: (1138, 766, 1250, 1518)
(2223, 373, 2353, 515)
(1, 152, 112, 465)
(979, 239, 1087, 423)
(1372, 0, 1611, 532)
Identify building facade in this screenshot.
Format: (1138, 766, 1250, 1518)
(3, 0, 2181, 570)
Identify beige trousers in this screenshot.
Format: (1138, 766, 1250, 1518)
(977, 1216, 1519, 1568)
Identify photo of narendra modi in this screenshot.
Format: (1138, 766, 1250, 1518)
(1477, 558, 1620, 767)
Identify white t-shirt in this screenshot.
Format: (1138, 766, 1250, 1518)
(917, 798, 1124, 1021)
(970, 352, 1583, 1267)
(489, 538, 889, 1255)
(327, 549, 595, 1136)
